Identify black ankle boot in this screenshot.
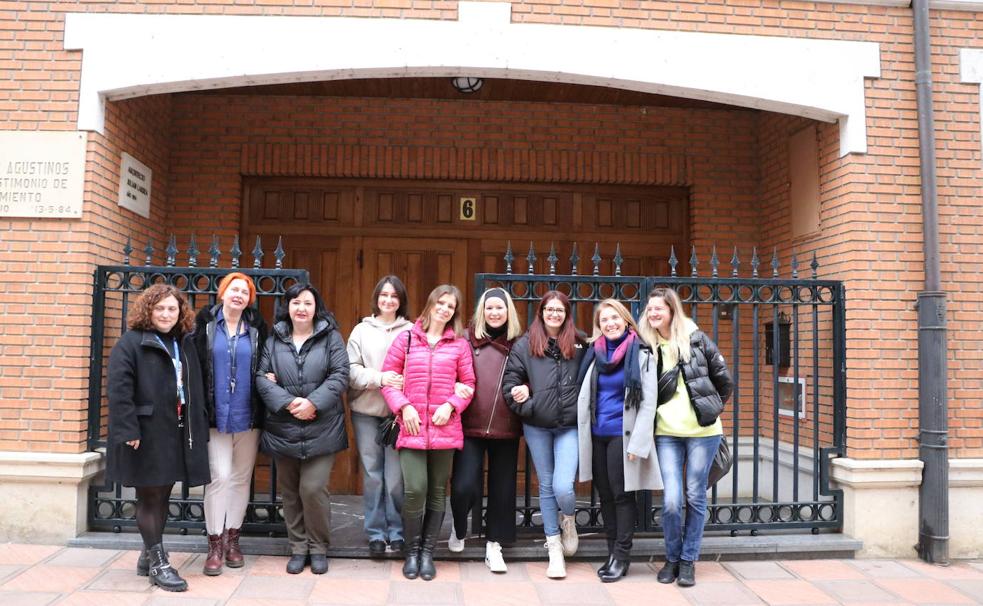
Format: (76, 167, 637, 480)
(418, 509, 445, 581)
(137, 549, 149, 577)
(656, 560, 679, 584)
(597, 555, 615, 578)
(148, 544, 188, 592)
(677, 560, 696, 587)
(401, 510, 424, 580)
(599, 559, 630, 583)
(597, 540, 615, 578)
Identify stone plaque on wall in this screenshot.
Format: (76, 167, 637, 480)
(0, 131, 87, 218)
(117, 152, 151, 218)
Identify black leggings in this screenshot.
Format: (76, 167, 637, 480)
(450, 437, 519, 544)
(135, 484, 174, 548)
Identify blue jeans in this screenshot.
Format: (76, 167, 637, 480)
(522, 424, 578, 537)
(352, 413, 404, 542)
(656, 434, 722, 563)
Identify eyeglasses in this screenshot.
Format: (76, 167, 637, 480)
(543, 307, 566, 316)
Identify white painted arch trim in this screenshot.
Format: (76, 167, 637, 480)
(63, 2, 879, 156)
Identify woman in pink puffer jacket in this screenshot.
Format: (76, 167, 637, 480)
(382, 284, 475, 582)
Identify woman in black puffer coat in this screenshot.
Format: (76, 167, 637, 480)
(255, 283, 349, 575)
(639, 286, 732, 589)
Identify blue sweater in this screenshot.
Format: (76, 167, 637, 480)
(592, 336, 627, 437)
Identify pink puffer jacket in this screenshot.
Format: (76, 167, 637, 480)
(382, 320, 475, 450)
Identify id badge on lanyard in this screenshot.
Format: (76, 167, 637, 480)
(156, 335, 186, 426)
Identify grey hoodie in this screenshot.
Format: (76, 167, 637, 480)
(346, 315, 413, 416)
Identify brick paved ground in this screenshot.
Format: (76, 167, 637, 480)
(1, 543, 982, 605)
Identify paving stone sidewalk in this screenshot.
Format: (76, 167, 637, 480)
(1, 543, 982, 605)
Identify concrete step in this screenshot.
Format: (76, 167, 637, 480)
(69, 531, 861, 561)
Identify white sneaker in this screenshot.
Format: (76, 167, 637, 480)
(559, 513, 579, 557)
(484, 541, 507, 573)
(447, 527, 465, 553)
(545, 534, 566, 579)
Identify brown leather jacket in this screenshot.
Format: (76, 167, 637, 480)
(461, 327, 522, 439)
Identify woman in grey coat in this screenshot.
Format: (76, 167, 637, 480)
(256, 283, 350, 575)
(576, 299, 661, 583)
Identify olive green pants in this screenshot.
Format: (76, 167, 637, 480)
(399, 448, 454, 515)
(275, 454, 336, 556)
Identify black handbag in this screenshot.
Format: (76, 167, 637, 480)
(375, 415, 400, 448)
(706, 436, 733, 487)
(375, 331, 411, 449)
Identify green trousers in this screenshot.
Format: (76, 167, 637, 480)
(399, 448, 454, 514)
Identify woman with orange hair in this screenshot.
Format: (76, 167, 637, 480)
(107, 284, 210, 592)
(191, 273, 269, 575)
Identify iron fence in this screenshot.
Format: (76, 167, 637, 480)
(87, 235, 308, 533)
(474, 242, 846, 535)
(87, 238, 845, 538)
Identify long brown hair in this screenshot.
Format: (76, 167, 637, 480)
(127, 284, 195, 335)
(527, 291, 578, 359)
(419, 284, 465, 337)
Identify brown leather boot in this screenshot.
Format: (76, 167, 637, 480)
(225, 528, 244, 568)
(203, 533, 224, 576)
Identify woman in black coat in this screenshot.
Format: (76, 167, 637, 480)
(501, 290, 585, 579)
(107, 284, 210, 593)
(255, 283, 349, 575)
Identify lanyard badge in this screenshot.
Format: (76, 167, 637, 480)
(155, 335, 186, 425)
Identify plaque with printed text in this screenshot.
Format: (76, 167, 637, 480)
(0, 131, 87, 218)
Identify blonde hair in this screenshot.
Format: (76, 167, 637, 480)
(472, 289, 522, 340)
(419, 284, 465, 337)
(589, 299, 638, 342)
(638, 287, 692, 363)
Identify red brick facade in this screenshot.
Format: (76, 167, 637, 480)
(0, 1, 981, 461)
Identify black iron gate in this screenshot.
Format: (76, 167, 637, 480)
(87, 235, 307, 533)
(87, 237, 845, 537)
(475, 242, 846, 535)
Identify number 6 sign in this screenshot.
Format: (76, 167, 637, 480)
(459, 197, 477, 221)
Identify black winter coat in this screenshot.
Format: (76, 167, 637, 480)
(191, 304, 269, 429)
(678, 330, 734, 426)
(502, 334, 585, 429)
(106, 329, 211, 487)
(256, 316, 350, 460)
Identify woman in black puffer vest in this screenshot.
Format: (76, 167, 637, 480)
(639, 287, 732, 589)
(255, 283, 349, 575)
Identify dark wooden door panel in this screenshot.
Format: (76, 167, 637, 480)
(242, 177, 689, 495)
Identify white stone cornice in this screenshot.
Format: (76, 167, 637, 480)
(63, 2, 879, 156)
(950, 458, 983, 487)
(0, 451, 104, 482)
(830, 457, 924, 488)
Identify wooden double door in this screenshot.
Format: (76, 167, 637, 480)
(242, 177, 689, 494)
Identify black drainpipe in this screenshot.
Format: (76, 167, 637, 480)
(912, 0, 949, 565)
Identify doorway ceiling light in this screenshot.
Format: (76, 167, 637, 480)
(451, 77, 484, 94)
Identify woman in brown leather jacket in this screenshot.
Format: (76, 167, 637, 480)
(446, 288, 523, 572)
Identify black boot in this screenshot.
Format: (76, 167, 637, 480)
(401, 510, 424, 580)
(596, 539, 615, 578)
(148, 544, 188, 592)
(677, 560, 696, 587)
(136, 549, 149, 577)
(656, 560, 679, 584)
(599, 559, 630, 583)
(418, 509, 445, 581)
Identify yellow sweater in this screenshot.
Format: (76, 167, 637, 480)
(655, 337, 723, 438)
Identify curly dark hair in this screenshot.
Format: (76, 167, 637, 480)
(127, 283, 195, 335)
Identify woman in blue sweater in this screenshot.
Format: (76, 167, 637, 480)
(576, 299, 661, 583)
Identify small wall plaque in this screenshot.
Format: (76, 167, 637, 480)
(460, 196, 477, 221)
(118, 152, 152, 218)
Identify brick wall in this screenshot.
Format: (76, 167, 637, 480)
(0, 0, 981, 458)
